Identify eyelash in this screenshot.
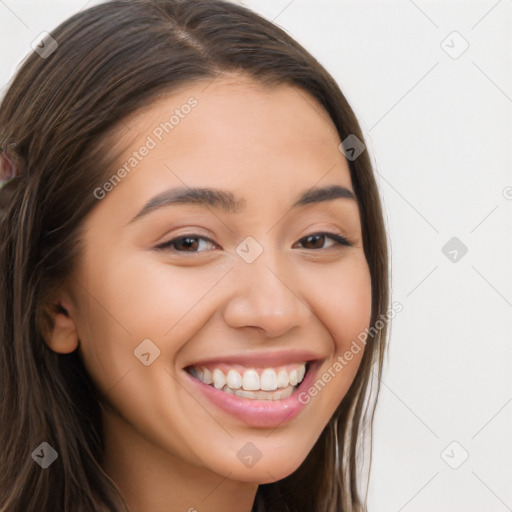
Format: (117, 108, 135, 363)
(154, 231, 353, 254)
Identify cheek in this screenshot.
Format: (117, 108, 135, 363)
(73, 252, 227, 381)
(310, 253, 372, 353)
(297, 253, 372, 412)
(103, 254, 230, 339)
(71, 253, 224, 461)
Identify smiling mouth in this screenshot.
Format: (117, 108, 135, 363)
(185, 362, 310, 401)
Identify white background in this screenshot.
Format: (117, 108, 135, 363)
(1, 1, 511, 510)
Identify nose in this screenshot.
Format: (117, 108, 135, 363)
(220, 246, 312, 338)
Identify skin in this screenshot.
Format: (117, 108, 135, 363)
(44, 74, 372, 512)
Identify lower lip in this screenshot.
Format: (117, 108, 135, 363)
(185, 362, 320, 428)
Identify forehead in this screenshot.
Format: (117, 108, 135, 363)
(112, 73, 343, 164)
(93, 74, 354, 222)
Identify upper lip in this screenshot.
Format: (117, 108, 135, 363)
(184, 349, 324, 369)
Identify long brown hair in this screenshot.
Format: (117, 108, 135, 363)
(0, 1, 389, 510)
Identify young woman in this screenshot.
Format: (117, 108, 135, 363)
(0, 1, 390, 511)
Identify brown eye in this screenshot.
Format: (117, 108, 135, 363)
(155, 231, 352, 255)
(156, 235, 218, 253)
(295, 232, 352, 250)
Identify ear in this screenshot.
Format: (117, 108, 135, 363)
(41, 293, 80, 354)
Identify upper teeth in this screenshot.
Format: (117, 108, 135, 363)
(189, 363, 307, 391)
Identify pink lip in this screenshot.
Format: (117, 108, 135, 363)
(184, 359, 321, 429)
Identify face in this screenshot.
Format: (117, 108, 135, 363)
(63, 74, 371, 485)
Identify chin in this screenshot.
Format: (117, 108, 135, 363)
(220, 449, 310, 484)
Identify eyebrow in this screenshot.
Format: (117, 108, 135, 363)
(128, 184, 356, 224)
